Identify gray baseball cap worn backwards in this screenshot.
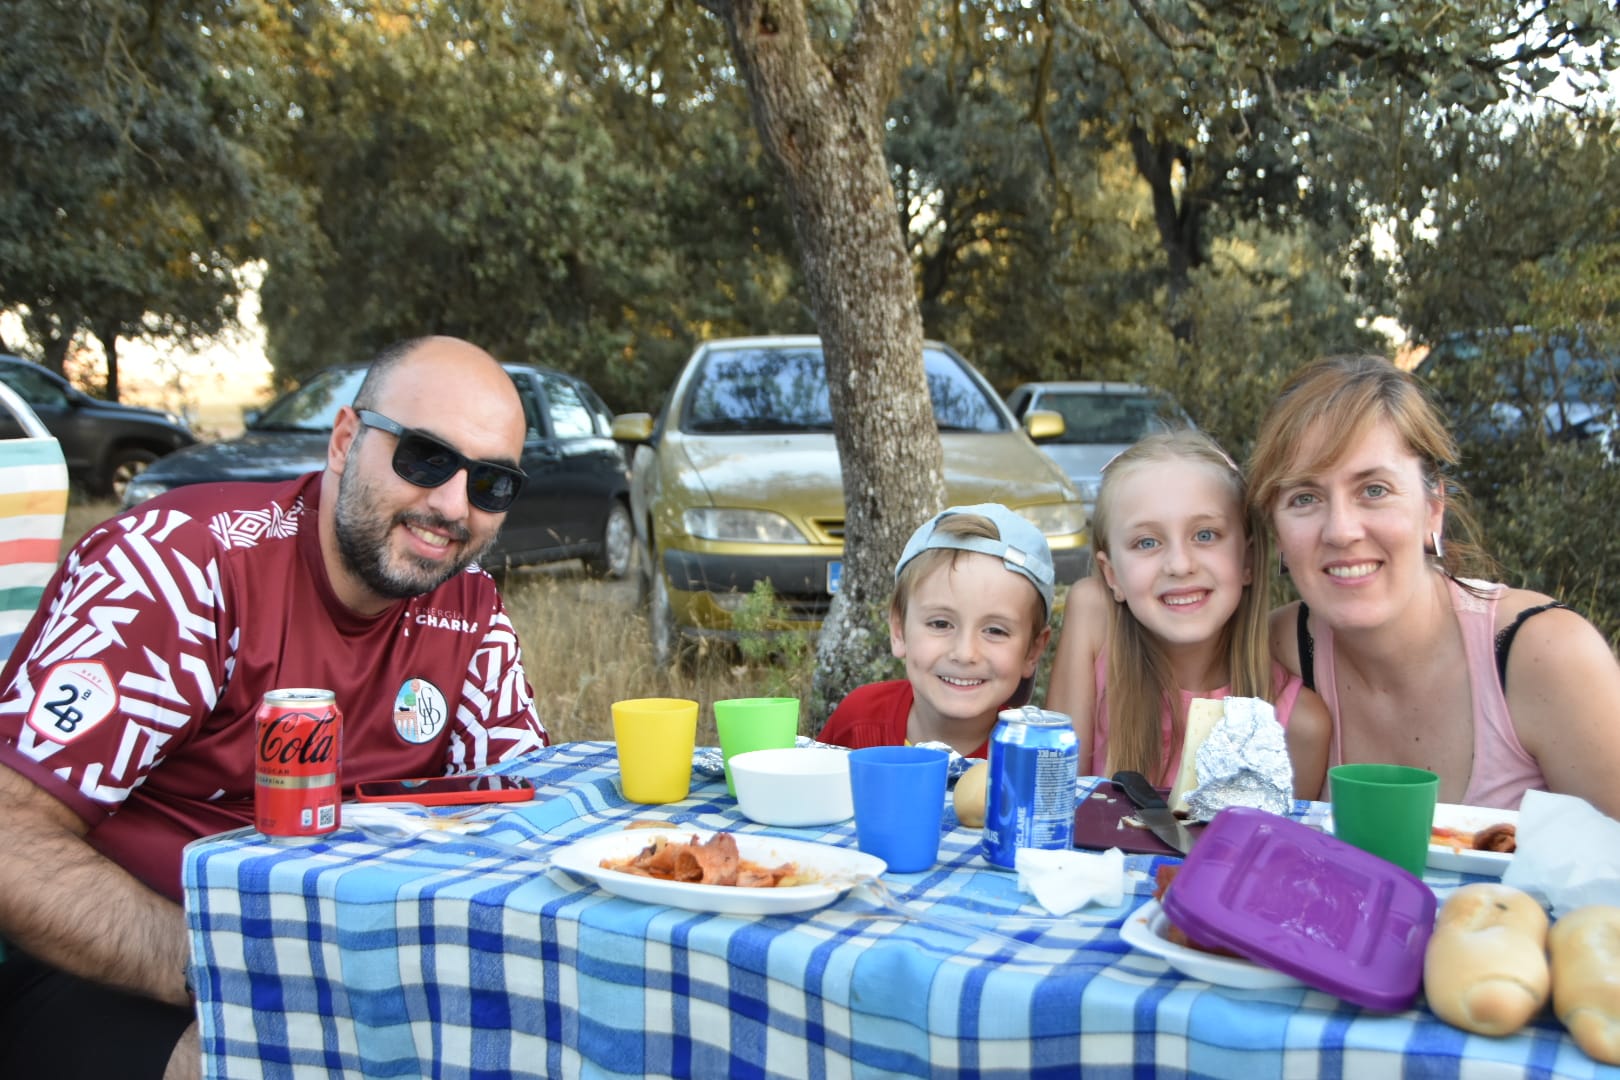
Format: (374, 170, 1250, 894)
(895, 502, 1056, 618)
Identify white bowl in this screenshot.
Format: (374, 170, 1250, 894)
(728, 747, 854, 827)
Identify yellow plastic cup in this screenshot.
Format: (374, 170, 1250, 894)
(611, 697, 699, 803)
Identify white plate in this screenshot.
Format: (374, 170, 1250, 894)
(1425, 803, 1519, 875)
(1119, 899, 1304, 990)
(548, 828, 886, 915)
(1324, 802, 1518, 877)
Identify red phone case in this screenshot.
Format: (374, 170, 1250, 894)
(353, 777, 536, 806)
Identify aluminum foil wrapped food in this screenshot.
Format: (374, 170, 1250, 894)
(1179, 696, 1294, 823)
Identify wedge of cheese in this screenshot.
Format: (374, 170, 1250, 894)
(1167, 697, 1227, 814)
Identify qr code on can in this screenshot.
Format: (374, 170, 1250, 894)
(319, 804, 336, 828)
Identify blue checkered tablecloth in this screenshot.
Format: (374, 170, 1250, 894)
(184, 741, 1620, 1079)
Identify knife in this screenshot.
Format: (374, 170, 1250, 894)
(1111, 770, 1198, 855)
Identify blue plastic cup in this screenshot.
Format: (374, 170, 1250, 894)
(847, 746, 950, 873)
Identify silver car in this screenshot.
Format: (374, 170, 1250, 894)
(1005, 381, 1191, 519)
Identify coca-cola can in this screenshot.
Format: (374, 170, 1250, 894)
(254, 688, 342, 840)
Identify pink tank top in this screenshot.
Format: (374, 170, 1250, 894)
(1088, 653, 1304, 785)
(1312, 577, 1544, 810)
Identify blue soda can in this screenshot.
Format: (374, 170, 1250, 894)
(982, 705, 1079, 868)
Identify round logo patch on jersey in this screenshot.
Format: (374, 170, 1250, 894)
(392, 678, 448, 744)
(25, 660, 118, 744)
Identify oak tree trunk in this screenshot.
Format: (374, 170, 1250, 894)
(95, 324, 122, 402)
(703, 0, 945, 723)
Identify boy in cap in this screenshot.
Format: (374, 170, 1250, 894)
(816, 503, 1055, 759)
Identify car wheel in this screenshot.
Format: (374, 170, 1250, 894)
(106, 447, 158, 501)
(649, 563, 680, 669)
(633, 535, 654, 611)
(585, 501, 633, 579)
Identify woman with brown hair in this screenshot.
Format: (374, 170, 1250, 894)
(1247, 354, 1620, 815)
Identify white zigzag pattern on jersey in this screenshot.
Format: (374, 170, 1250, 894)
(12, 502, 247, 802)
(448, 609, 546, 770)
(209, 497, 304, 550)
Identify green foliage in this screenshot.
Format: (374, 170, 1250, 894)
(731, 581, 822, 726)
(0, 0, 282, 374)
(253, 0, 806, 410)
(1474, 439, 1620, 648)
(8, 0, 1620, 654)
(1399, 111, 1620, 647)
(1136, 223, 1386, 460)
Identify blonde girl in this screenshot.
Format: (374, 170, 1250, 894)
(1047, 429, 1329, 797)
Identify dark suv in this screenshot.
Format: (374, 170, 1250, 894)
(0, 354, 198, 498)
(123, 362, 635, 578)
(1416, 330, 1617, 458)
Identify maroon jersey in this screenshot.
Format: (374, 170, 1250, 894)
(0, 473, 549, 900)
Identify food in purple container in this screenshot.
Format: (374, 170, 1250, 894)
(1160, 805, 1436, 1012)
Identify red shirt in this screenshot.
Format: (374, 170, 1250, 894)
(816, 680, 991, 760)
(0, 474, 548, 900)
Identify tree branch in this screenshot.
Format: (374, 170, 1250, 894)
(840, 0, 924, 108)
(1124, 0, 1206, 52)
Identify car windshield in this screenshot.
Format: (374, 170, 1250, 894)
(681, 345, 1007, 433)
(251, 368, 367, 432)
(1039, 391, 1181, 444)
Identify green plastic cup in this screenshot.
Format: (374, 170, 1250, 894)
(713, 697, 800, 796)
(1328, 763, 1440, 878)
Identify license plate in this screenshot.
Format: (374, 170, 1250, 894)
(827, 560, 842, 595)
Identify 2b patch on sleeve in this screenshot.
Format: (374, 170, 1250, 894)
(25, 661, 118, 743)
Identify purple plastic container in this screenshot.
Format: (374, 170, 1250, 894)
(1160, 806, 1436, 1012)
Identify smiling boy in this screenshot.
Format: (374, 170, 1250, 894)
(817, 503, 1056, 759)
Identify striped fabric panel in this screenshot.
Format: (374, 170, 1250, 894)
(0, 436, 68, 662)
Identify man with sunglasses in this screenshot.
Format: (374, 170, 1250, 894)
(0, 336, 550, 1080)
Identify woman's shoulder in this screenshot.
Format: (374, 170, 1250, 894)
(1486, 582, 1566, 626)
(1490, 586, 1610, 663)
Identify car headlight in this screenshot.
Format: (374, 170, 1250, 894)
(682, 508, 810, 544)
(121, 476, 171, 509)
(1013, 502, 1088, 537)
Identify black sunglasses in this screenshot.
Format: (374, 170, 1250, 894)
(355, 410, 526, 513)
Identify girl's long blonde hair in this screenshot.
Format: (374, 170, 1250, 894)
(1094, 429, 1274, 783)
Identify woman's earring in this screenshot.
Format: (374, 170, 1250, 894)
(1279, 552, 1289, 577)
(1428, 531, 1445, 560)
(1111, 589, 1124, 603)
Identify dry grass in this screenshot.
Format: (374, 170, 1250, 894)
(65, 498, 125, 550)
(500, 570, 817, 743)
(60, 497, 817, 745)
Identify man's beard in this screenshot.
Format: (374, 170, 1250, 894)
(333, 467, 495, 600)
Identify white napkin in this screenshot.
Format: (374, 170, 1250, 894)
(341, 803, 484, 838)
(1500, 789, 1620, 917)
(1015, 847, 1125, 915)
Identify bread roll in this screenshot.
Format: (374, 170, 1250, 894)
(1167, 698, 1225, 813)
(953, 761, 989, 828)
(1424, 883, 1550, 1036)
(1549, 904, 1620, 1063)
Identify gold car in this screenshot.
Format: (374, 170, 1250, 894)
(612, 336, 1087, 665)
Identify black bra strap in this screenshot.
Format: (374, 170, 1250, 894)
(1495, 601, 1570, 690)
(1296, 602, 1315, 692)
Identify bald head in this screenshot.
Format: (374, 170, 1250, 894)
(354, 337, 526, 460)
